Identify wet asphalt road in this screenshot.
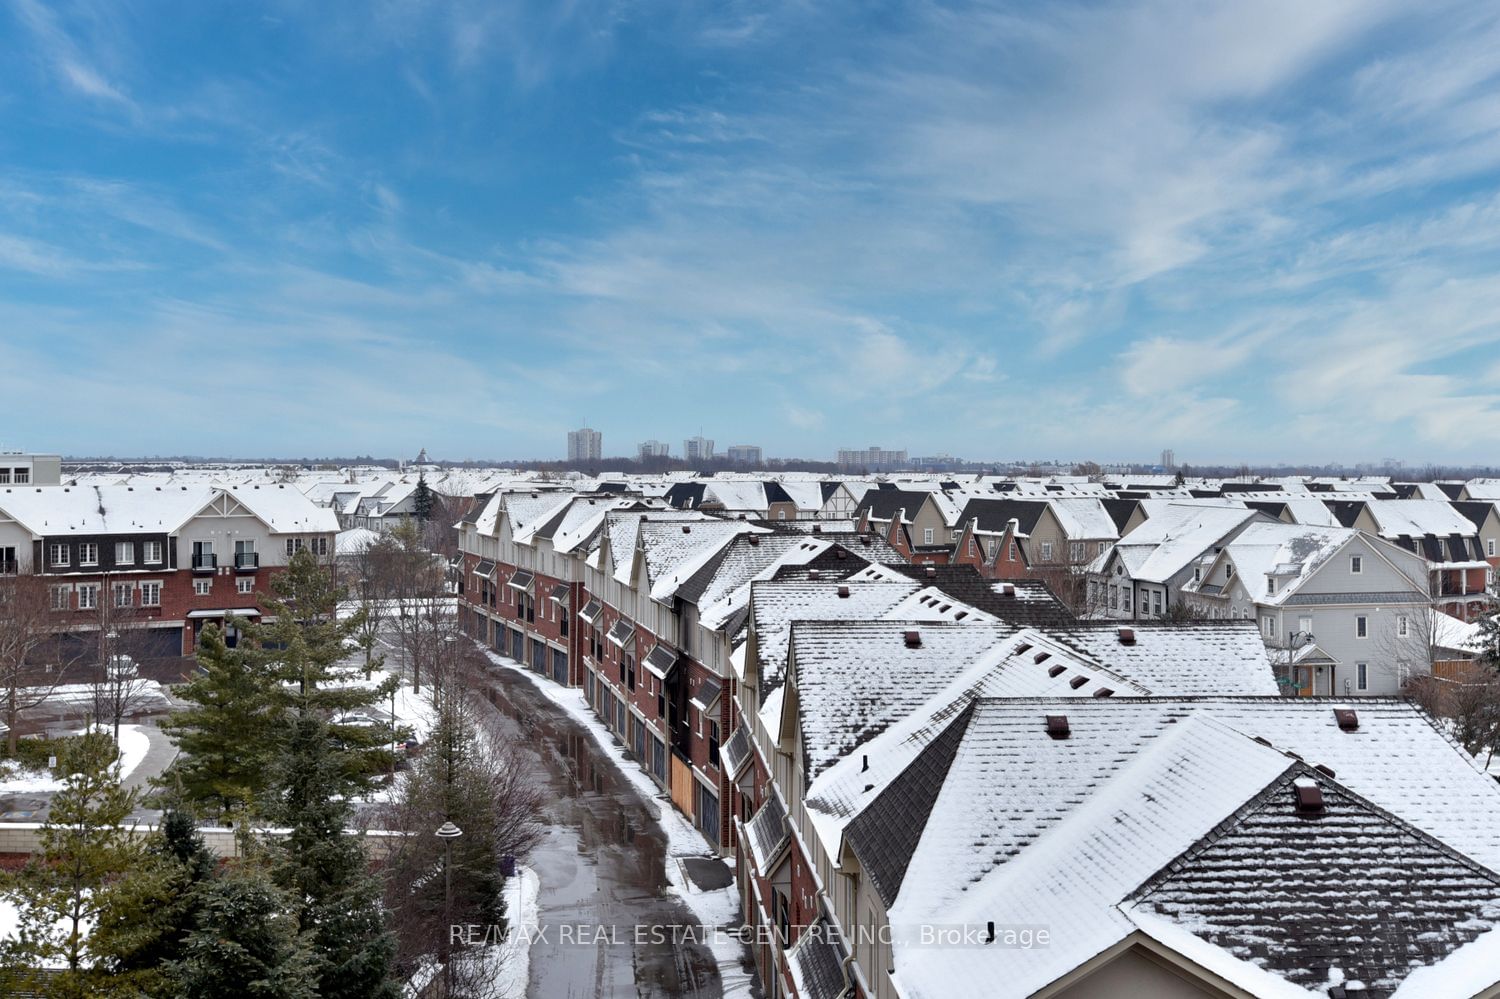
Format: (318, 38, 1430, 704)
(472, 663, 727, 999)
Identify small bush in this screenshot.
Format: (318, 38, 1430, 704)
(6, 731, 118, 774)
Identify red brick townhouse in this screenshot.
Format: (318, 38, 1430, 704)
(0, 482, 339, 658)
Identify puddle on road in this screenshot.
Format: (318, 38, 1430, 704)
(479, 670, 726, 998)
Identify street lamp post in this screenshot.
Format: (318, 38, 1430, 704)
(436, 820, 463, 994)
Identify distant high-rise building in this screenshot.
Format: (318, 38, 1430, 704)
(567, 427, 602, 463)
(836, 446, 907, 472)
(726, 445, 763, 465)
(683, 436, 715, 462)
(638, 440, 670, 460)
(1161, 448, 1176, 470)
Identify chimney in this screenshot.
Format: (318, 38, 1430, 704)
(1046, 715, 1070, 739)
(837, 585, 850, 598)
(1334, 708, 1359, 732)
(904, 629, 922, 648)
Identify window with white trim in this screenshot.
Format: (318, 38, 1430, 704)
(1262, 616, 1277, 638)
(1490, 539, 1497, 557)
(113, 583, 133, 608)
(310, 537, 329, 556)
(923, 528, 934, 545)
(143, 540, 163, 564)
(51, 586, 70, 611)
(77, 584, 99, 610)
(115, 541, 134, 565)
(49, 543, 70, 567)
(79, 543, 99, 566)
(1040, 541, 1053, 561)
(1350, 555, 1363, 574)
(194, 579, 211, 596)
(1357, 663, 1368, 690)
(1398, 616, 1409, 637)
(140, 582, 161, 607)
(1356, 615, 1368, 638)
(237, 577, 254, 594)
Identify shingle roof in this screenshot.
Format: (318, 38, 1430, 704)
(845, 704, 974, 907)
(1130, 764, 1500, 997)
(786, 921, 854, 999)
(745, 793, 789, 871)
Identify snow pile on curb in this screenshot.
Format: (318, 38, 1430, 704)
(402, 864, 540, 999)
(478, 647, 755, 998)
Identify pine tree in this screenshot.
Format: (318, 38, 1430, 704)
(160, 622, 278, 818)
(90, 808, 218, 996)
(0, 733, 142, 993)
(1476, 600, 1500, 672)
(167, 864, 320, 999)
(412, 472, 434, 522)
(247, 549, 396, 793)
(267, 711, 398, 999)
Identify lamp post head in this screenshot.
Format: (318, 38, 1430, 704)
(435, 820, 463, 840)
(106, 630, 118, 641)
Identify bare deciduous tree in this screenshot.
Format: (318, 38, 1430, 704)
(385, 523, 454, 693)
(88, 573, 158, 743)
(0, 572, 66, 755)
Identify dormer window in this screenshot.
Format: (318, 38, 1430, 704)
(1267, 577, 1276, 595)
(1225, 564, 1234, 579)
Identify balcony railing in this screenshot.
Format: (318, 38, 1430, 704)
(191, 554, 217, 572)
(234, 552, 260, 571)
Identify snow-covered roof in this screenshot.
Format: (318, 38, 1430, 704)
(1364, 499, 1480, 538)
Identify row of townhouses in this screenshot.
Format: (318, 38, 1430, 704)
(454, 480, 1500, 998)
(0, 482, 338, 658)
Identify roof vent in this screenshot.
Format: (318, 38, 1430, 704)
(1093, 687, 1114, 698)
(1000, 583, 1015, 596)
(1294, 777, 1325, 815)
(904, 630, 922, 648)
(1117, 627, 1136, 646)
(1252, 735, 1273, 748)
(924, 566, 936, 578)
(682, 525, 692, 534)
(1334, 708, 1359, 732)
(1034, 652, 1050, 664)
(837, 585, 850, 598)
(1069, 675, 1088, 689)
(1046, 715, 1070, 739)
(861, 754, 869, 772)
(835, 548, 847, 560)
(747, 535, 759, 546)
(808, 570, 821, 581)
(1315, 763, 1337, 779)
(860, 535, 871, 546)
(1047, 664, 1066, 678)
(1014, 642, 1033, 656)
(811, 524, 822, 534)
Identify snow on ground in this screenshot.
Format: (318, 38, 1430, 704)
(401, 865, 540, 999)
(0, 897, 93, 968)
(75, 724, 151, 781)
(477, 645, 756, 999)
(43, 682, 168, 706)
(0, 764, 63, 796)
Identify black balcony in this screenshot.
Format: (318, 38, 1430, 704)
(234, 552, 260, 571)
(192, 554, 217, 572)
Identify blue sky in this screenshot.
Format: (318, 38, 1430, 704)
(3, 1, 1500, 465)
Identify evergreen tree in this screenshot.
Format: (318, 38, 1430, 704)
(412, 472, 434, 522)
(91, 808, 218, 996)
(167, 864, 319, 999)
(160, 622, 277, 818)
(249, 549, 396, 790)
(1, 734, 142, 993)
(1476, 600, 1500, 672)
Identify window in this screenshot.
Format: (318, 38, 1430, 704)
(51, 586, 70, 611)
(709, 721, 721, 768)
(77, 584, 98, 610)
(1192, 566, 1201, 583)
(194, 579, 211, 596)
(0, 546, 15, 572)
(1263, 616, 1277, 638)
(1008, 541, 1017, 561)
(1098, 541, 1108, 557)
(79, 543, 99, 566)
(1225, 564, 1234, 579)
(1357, 662, 1368, 691)
(1356, 615, 1368, 638)
(1070, 541, 1085, 563)
(1267, 577, 1276, 595)
(141, 582, 161, 607)
(49, 543, 70, 567)
(1298, 616, 1312, 635)
(113, 583, 132, 608)
(114, 541, 134, 565)
(923, 528, 934, 545)
(1398, 616, 1409, 638)
(192, 541, 214, 568)
(143, 541, 163, 564)
(1490, 539, 1497, 557)
(13, 468, 28, 484)
(1152, 589, 1162, 616)
(286, 538, 305, 556)
(1351, 555, 1363, 574)
(1040, 541, 1053, 562)
(237, 577, 254, 594)
(967, 538, 975, 556)
(310, 537, 329, 556)
(0, 469, 8, 484)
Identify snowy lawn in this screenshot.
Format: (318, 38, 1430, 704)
(477, 646, 756, 999)
(75, 724, 152, 782)
(0, 724, 153, 796)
